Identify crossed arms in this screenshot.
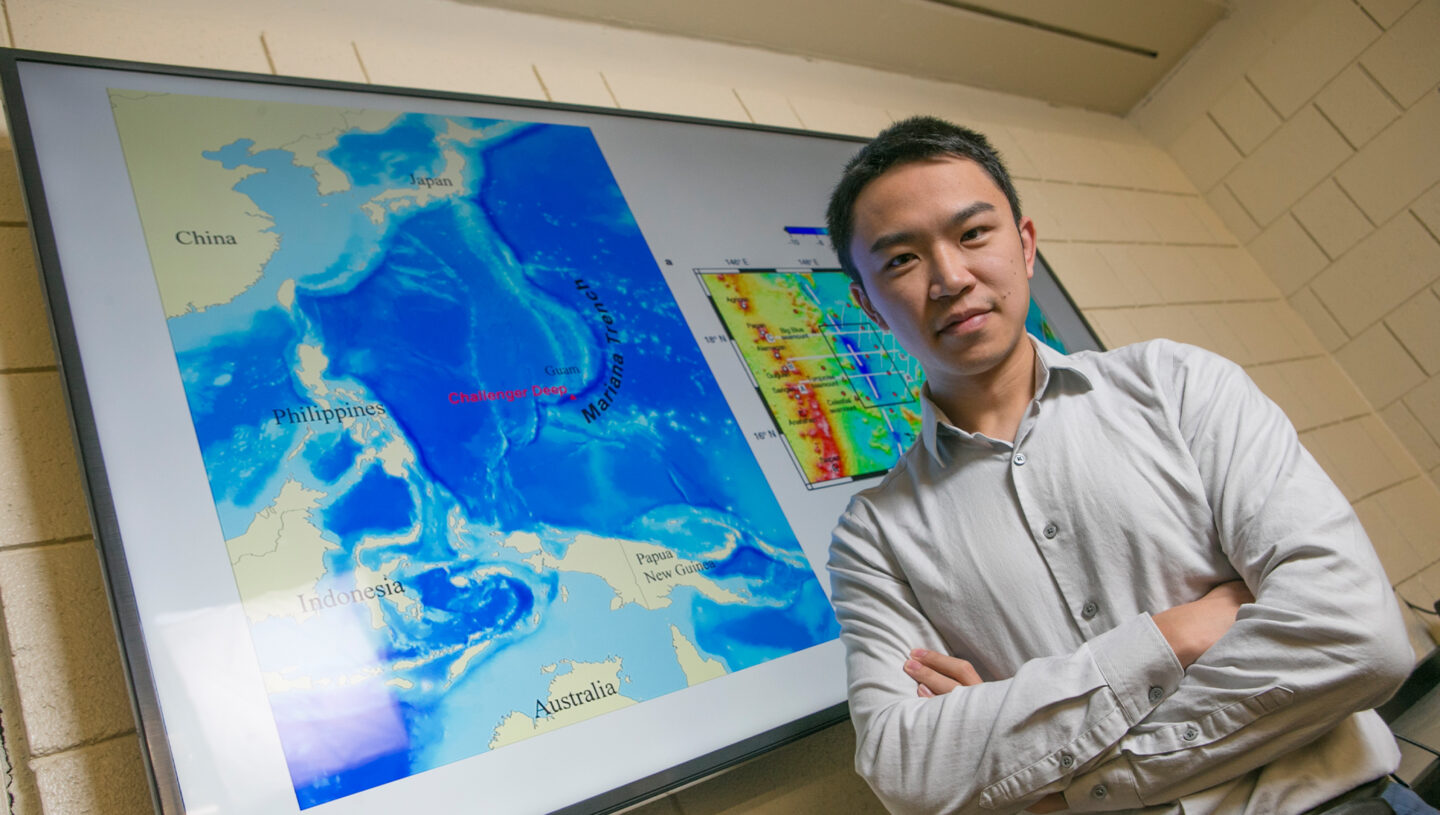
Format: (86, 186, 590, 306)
(828, 343, 1413, 814)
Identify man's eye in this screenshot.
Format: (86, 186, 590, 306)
(884, 253, 917, 270)
(960, 226, 986, 243)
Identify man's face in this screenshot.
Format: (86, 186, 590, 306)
(848, 156, 1036, 395)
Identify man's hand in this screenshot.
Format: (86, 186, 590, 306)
(904, 648, 982, 696)
(1153, 580, 1255, 668)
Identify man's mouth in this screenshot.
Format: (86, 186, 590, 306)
(937, 306, 991, 335)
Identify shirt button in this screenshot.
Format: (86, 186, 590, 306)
(1081, 601, 1098, 619)
(1183, 726, 1199, 741)
(1148, 686, 1164, 704)
(1059, 753, 1074, 768)
(1091, 784, 1108, 800)
(1013, 452, 1027, 466)
(1043, 523, 1058, 539)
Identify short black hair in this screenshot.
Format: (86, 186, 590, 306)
(826, 116, 1022, 289)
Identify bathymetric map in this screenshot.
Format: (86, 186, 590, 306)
(108, 90, 839, 809)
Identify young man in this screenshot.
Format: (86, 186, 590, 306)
(824, 116, 1424, 814)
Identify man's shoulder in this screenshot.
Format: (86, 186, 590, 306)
(1061, 337, 1240, 396)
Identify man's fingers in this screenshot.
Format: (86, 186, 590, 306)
(905, 649, 982, 695)
(905, 658, 960, 695)
(913, 649, 983, 686)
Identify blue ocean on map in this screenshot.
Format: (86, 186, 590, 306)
(137, 106, 840, 809)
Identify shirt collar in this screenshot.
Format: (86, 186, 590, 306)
(918, 335, 1093, 467)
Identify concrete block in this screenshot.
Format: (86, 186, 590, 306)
(358, 36, 544, 100)
(1272, 298, 1328, 359)
(0, 372, 91, 546)
(1037, 244, 1120, 310)
(1335, 322, 1428, 407)
(1040, 184, 1124, 243)
(1302, 414, 1418, 500)
(1100, 141, 1194, 194)
(1414, 183, 1440, 237)
(261, 31, 367, 84)
(1043, 132, 1133, 188)
(0, 227, 55, 371)
(1188, 304, 1257, 364)
(1166, 116, 1243, 192)
(1359, 0, 1423, 27)
(1087, 309, 1140, 349)
(1250, 355, 1370, 431)
(1315, 66, 1402, 149)
(0, 540, 136, 754)
(787, 95, 891, 138)
(1289, 286, 1351, 351)
(1356, 483, 1429, 583)
(1203, 246, 1280, 300)
(1131, 192, 1215, 245)
(1393, 580, 1438, 661)
(1374, 478, 1440, 578)
(978, 125, 1041, 182)
(602, 72, 749, 123)
(1247, 214, 1330, 296)
(1360, 0, 1440, 107)
(734, 88, 803, 129)
(1129, 246, 1206, 304)
(0, 146, 29, 223)
(1184, 197, 1240, 245)
(1292, 179, 1376, 260)
(1092, 245, 1165, 306)
(7, 0, 270, 74)
(1005, 127, 1075, 184)
(1221, 301, 1314, 364)
(673, 723, 885, 815)
(1407, 373, 1440, 444)
(533, 63, 615, 108)
(1387, 289, 1440, 374)
(1017, 181, 1064, 243)
(1209, 80, 1283, 155)
(31, 735, 152, 815)
(1312, 210, 1440, 335)
(1247, 0, 1383, 117)
(1100, 188, 1166, 243)
(1204, 184, 1261, 244)
(1335, 91, 1440, 225)
(1224, 106, 1354, 227)
(1382, 400, 1440, 471)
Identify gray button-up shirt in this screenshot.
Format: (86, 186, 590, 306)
(828, 337, 1412, 814)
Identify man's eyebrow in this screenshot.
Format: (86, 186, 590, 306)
(865, 201, 997, 256)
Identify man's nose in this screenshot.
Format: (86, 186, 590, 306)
(928, 245, 975, 300)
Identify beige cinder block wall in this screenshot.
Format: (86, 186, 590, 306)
(0, 0, 1437, 813)
(1129, 0, 1440, 665)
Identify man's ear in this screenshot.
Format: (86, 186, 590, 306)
(1018, 216, 1037, 280)
(851, 282, 888, 330)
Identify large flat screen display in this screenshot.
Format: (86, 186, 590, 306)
(0, 49, 1100, 815)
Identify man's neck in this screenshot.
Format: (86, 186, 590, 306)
(929, 340, 1038, 443)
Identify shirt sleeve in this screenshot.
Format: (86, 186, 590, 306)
(1063, 341, 1414, 811)
(829, 499, 1185, 814)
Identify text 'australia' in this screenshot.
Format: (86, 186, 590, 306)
(535, 680, 619, 718)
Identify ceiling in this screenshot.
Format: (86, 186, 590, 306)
(455, 0, 1229, 115)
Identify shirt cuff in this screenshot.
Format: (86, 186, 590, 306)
(1087, 613, 1184, 726)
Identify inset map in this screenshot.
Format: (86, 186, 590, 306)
(700, 269, 1068, 487)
